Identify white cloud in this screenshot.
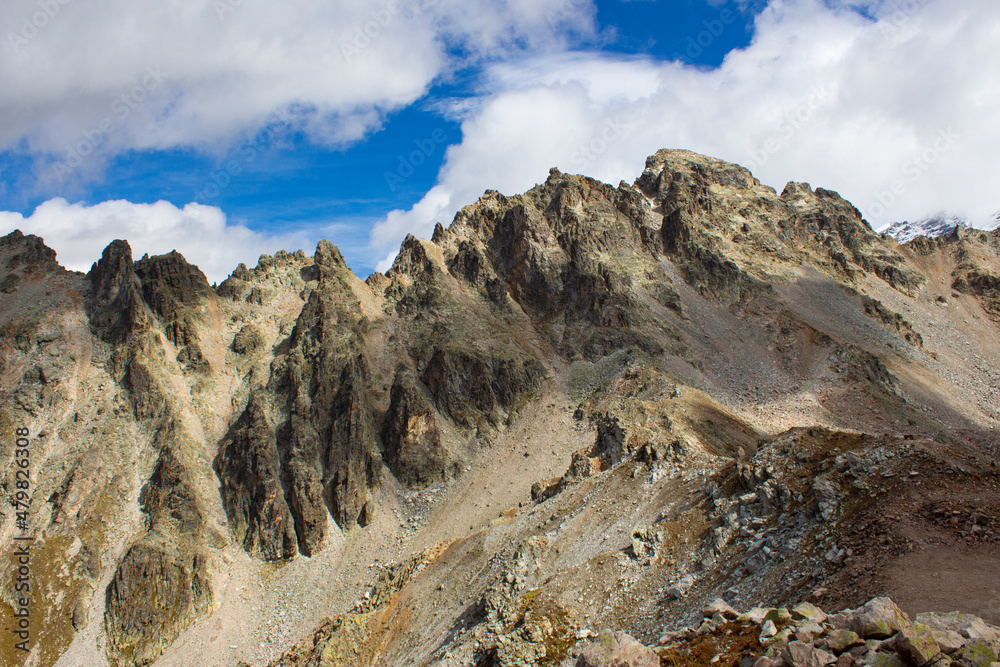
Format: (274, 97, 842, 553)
(0, 198, 311, 283)
(0, 0, 597, 167)
(371, 0, 1000, 268)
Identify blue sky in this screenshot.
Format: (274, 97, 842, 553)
(0, 0, 997, 281)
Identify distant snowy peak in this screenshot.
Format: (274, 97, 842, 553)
(880, 214, 968, 243)
(989, 210, 1000, 230)
(880, 210, 999, 243)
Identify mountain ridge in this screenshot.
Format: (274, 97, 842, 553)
(1, 149, 999, 667)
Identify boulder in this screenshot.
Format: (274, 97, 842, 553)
(825, 629, 864, 653)
(953, 640, 1000, 667)
(792, 602, 828, 624)
(704, 599, 739, 620)
(849, 598, 910, 639)
(895, 623, 940, 666)
(780, 640, 837, 666)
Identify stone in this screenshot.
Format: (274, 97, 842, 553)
(826, 629, 864, 653)
(761, 620, 778, 638)
(930, 628, 967, 654)
(704, 599, 739, 620)
(666, 575, 695, 600)
(953, 640, 1000, 667)
(867, 654, 905, 667)
(849, 597, 910, 639)
(792, 602, 828, 624)
(575, 631, 659, 667)
(780, 640, 837, 666)
(895, 623, 940, 666)
(769, 629, 794, 646)
(765, 608, 793, 624)
(740, 607, 773, 625)
(800, 622, 825, 637)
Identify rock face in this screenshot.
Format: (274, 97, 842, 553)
(216, 240, 384, 557)
(216, 390, 298, 561)
(105, 444, 213, 666)
(3, 150, 1000, 667)
(134, 250, 214, 370)
(85, 239, 149, 344)
(420, 347, 544, 431)
(104, 540, 212, 666)
(381, 365, 450, 488)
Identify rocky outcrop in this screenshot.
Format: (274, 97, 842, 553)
(104, 539, 212, 666)
(84, 239, 149, 344)
(134, 250, 213, 370)
(219, 241, 384, 557)
(216, 390, 297, 561)
(421, 347, 545, 432)
(105, 444, 213, 666)
(862, 296, 923, 347)
(279, 347, 382, 554)
(1, 229, 62, 274)
(954, 269, 1000, 320)
(381, 365, 451, 488)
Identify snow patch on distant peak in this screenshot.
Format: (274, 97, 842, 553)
(879, 213, 967, 243)
(879, 210, 999, 243)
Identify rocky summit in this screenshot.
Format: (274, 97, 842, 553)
(1, 150, 999, 667)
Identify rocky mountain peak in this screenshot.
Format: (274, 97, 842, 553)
(1, 228, 62, 274)
(4, 149, 1000, 667)
(84, 239, 150, 343)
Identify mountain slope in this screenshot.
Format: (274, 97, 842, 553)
(0, 151, 998, 667)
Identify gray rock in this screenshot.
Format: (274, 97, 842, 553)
(666, 574, 695, 599)
(895, 623, 941, 666)
(848, 597, 910, 639)
(781, 640, 837, 666)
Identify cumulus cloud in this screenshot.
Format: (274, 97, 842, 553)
(0, 0, 597, 173)
(0, 199, 311, 283)
(371, 0, 1000, 269)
